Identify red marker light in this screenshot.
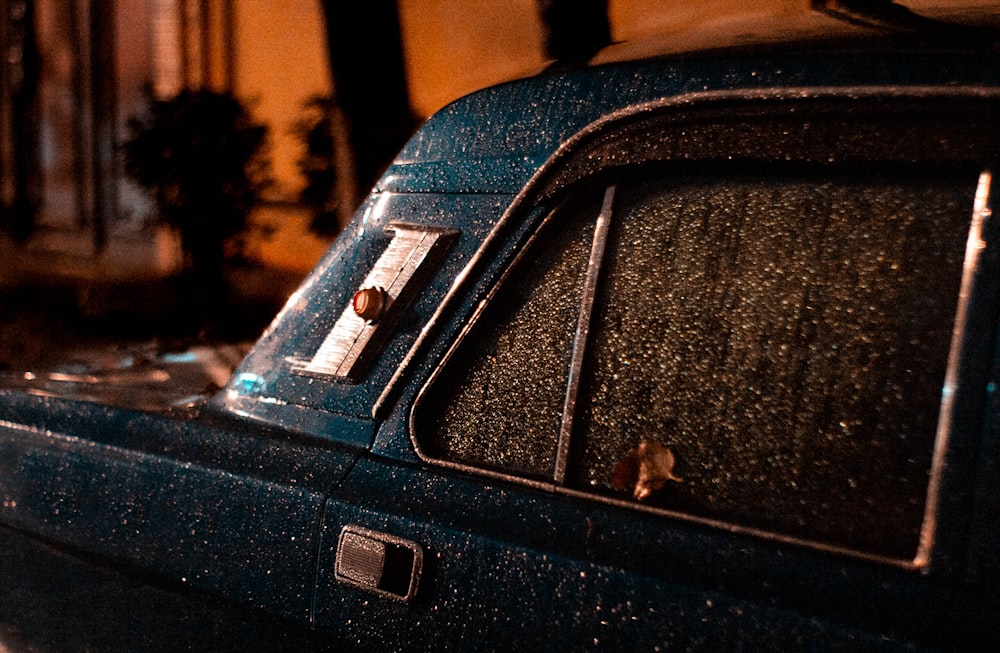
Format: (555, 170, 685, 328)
(353, 287, 385, 321)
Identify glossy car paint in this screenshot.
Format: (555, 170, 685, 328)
(2, 23, 1000, 652)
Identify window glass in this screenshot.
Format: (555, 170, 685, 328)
(570, 171, 973, 558)
(418, 191, 599, 478)
(416, 163, 975, 559)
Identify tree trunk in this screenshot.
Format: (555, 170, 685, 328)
(537, 0, 610, 65)
(319, 0, 415, 222)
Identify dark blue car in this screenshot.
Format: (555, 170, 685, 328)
(2, 4, 999, 650)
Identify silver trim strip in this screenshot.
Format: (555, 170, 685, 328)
(554, 185, 616, 484)
(295, 222, 456, 382)
(915, 171, 994, 569)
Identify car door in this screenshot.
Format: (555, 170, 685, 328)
(311, 91, 999, 650)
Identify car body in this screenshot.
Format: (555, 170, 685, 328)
(2, 4, 999, 650)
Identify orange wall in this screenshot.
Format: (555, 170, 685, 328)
(233, 0, 333, 201)
(399, 0, 546, 118)
(398, 1, 814, 118)
(610, 0, 809, 43)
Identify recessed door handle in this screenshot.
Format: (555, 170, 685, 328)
(335, 524, 423, 602)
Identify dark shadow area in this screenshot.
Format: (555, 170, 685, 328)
(0, 264, 303, 395)
(0, 267, 302, 411)
(0, 524, 341, 653)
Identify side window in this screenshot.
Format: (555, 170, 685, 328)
(417, 189, 600, 478)
(414, 167, 977, 559)
(570, 172, 973, 559)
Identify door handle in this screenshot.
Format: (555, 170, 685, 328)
(335, 524, 423, 602)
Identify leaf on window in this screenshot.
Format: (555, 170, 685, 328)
(612, 440, 683, 501)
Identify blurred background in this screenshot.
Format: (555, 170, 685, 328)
(0, 0, 659, 373)
(0, 0, 562, 374)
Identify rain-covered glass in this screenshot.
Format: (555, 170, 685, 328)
(419, 191, 599, 478)
(571, 171, 975, 558)
(419, 164, 975, 559)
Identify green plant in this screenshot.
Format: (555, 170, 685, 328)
(293, 95, 340, 237)
(123, 90, 270, 320)
(124, 90, 269, 270)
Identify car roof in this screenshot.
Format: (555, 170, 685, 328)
(382, 45, 1000, 195)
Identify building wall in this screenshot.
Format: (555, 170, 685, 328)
(399, 0, 546, 118)
(22, 0, 335, 276)
(609, 0, 807, 43)
(232, 0, 332, 202)
(228, 1, 335, 272)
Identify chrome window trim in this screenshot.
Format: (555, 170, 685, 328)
(405, 457, 932, 571)
(916, 171, 996, 568)
(554, 185, 616, 485)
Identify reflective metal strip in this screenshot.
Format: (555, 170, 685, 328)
(554, 185, 616, 485)
(294, 223, 457, 382)
(916, 170, 995, 569)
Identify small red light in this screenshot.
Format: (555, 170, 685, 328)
(353, 287, 385, 321)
